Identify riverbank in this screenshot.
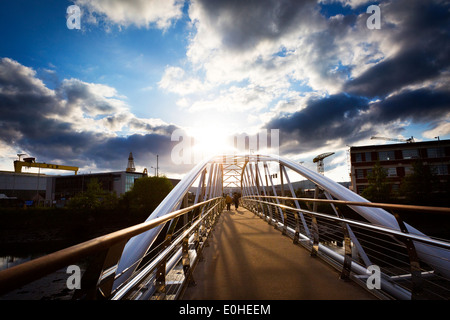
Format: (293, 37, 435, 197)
(0, 208, 149, 256)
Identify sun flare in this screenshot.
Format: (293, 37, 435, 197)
(187, 124, 235, 159)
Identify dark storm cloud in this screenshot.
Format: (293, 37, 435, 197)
(0, 57, 178, 170)
(82, 132, 177, 172)
(265, 93, 372, 153)
(264, 0, 450, 152)
(59, 79, 121, 115)
(368, 88, 450, 125)
(195, 0, 319, 51)
(345, 0, 450, 98)
(0, 58, 50, 95)
(344, 44, 450, 98)
(265, 88, 450, 153)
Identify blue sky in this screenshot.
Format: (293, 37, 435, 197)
(0, 0, 449, 181)
(1, 1, 188, 120)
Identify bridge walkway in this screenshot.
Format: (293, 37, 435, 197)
(182, 207, 376, 300)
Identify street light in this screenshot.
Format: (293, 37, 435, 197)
(151, 155, 159, 177)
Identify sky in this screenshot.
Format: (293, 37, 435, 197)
(0, 0, 449, 182)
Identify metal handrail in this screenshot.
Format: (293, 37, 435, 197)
(242, 196, 450, 250)
(110, 200, 222, 300)
(242, 196, 450, 300)
(0, 197, 223, 297)
(247, 195, 450, 214)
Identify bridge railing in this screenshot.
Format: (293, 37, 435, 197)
(0, 197, 224, 300)
(242, 195, 450, 300)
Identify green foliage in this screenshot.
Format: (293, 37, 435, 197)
(399, 160, 439, 206)
(67, 178, 118, 211)
(361, 161, 392, 203)
(125, 176, 174, 213)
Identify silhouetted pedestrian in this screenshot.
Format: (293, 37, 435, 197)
(225, 194, 232, 211)
(233, 193, 239, 209)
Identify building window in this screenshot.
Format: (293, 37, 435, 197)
(125, 175, 136, 192)
(355, 153, 362, 162)
(365, 152, 372, 162)
(387, 168, 397, 177)
(402, 149, 419, 159)
(366, 168, 373, 177)
(427, 148, 442, 158)
(356, 169, 364, 179)
(379, 151, 395, 161)
(431, 165, 448, 175)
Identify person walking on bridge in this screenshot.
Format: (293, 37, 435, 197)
(233, 193, 240, 210)
(225, 194, 232, 211)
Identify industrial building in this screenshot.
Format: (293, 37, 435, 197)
(0, 152, 153, 207)
(0, 170, 49, 205)
(46, 170, 148, 206)
(350, 138, 450, 195)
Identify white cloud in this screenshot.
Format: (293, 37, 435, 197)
(59, 78, 129, 122)
(176, 97, 190, 108)
(75, 0, 184, 29)
(0, 58, 181, 174)
(158, 66, 207, 95)
(160, 0, 397, 118)
(156, 0, 450, 176)
(189, 84, 276, 113)
(422, 120, 450, 139)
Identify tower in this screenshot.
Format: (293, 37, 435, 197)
(126, 152, 136, 172)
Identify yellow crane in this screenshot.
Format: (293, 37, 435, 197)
(13, 157, 79, 175)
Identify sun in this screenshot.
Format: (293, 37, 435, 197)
(187, 123, 235, 159)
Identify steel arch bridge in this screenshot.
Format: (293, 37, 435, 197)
(1, 154, 450, 300)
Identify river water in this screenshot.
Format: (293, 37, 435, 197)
(0, 254, 76, 300)
(0, 254, 44, 271)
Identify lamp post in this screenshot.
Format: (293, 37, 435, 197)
(36, 164, 40, 206)
(151, 155, 159, 177)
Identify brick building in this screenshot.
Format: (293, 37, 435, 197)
(350, 139, 450, 196)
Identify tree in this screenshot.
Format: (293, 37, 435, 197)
(361, 161, 392, 203)
(400, 160, 438, 206)
(67, 178, 117, 211)
(126, 176, 174, 213)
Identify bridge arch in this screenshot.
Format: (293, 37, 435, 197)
(1, 154, 450, 300)
(113, 154, 450, 295)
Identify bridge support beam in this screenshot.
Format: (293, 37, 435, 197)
(392, 211, 424, 300)
(154, 258, 167, 300)
(182, 235, 196, 287)
(336, 207, 352, 281)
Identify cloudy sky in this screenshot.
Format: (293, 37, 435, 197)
(0, 0, 449, 181)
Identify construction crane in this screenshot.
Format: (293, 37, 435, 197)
(13, 157, 79, 175)
(371, 136, 415, 143)
(313, 152, 335, 175)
